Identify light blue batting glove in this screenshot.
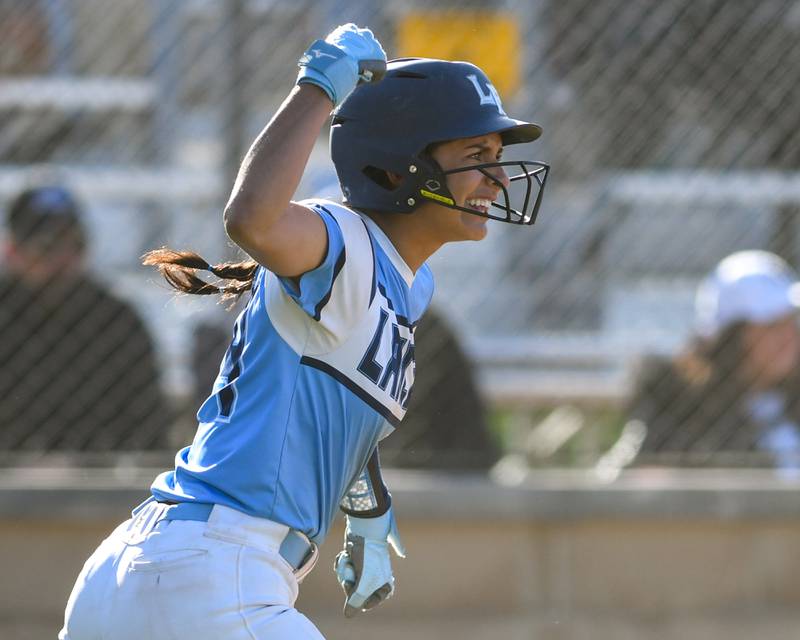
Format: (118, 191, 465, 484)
(296, 23, 387, 106)
(334, 508, 406, 618)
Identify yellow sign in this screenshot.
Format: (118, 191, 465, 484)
(396, 11, 521, 99)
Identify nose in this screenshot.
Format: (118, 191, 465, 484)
(485, 164, 510, 190)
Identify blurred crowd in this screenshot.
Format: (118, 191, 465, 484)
(5, 183, 800, 475)
(5, 183, 800, 476)
(0, 183, 500, 469)
(4, 0, 800, 475)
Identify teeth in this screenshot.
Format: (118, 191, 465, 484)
(466, 198, 492, 210)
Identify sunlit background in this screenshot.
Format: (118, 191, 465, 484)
(3, 1, 800, 639)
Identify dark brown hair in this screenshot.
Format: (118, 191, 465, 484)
(142, 248, 258, 301)
(673, 323, 749, 401)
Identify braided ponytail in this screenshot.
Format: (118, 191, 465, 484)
(142, 248, 259, 300)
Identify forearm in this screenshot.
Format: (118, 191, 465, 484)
(224, 84, 332, 236)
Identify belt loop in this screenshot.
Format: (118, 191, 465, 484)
(293, 542, 319, 583)
(131, 495, 156, 517)
(120, 499, 168, 545)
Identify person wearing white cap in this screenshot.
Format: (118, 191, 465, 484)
(625, 250, 800, 471)
(695, 250, 800, 344)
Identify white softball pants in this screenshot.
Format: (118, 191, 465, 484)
(59, 502, 325, 640)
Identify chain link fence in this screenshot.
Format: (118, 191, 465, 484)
(2, 0, 800, 470)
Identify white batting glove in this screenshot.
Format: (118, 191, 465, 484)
(296, 23, 387, 106)
(334, 508, 406, 617)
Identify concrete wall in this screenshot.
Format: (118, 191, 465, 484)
(3, 467, 800, 640)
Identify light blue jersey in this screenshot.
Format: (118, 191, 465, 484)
(151, 200, 434, 543)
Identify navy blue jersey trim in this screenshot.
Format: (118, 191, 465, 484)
(311, 208, 346, 321)
(359, 218, 377, 307)
(377, 283, 415, 328)
(313, 246, 345, 321)
(366, 448, 391, 514)
(300, 356, 401, 426)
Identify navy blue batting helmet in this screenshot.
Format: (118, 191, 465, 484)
(330, 58, 549, 224)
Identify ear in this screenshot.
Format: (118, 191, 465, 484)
(386, 172, 404, 188)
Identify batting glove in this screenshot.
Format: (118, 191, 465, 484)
(296, 23, 387, 106)
(334, 507, 406, 618)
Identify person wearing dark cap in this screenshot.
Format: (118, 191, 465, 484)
(627, 250, 800, 472)
(0, 185, 171, 451)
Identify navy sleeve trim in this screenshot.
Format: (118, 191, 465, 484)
(312, 245, 346, 321)
(359, 217, 377, 308)
(309, 207, 346, 322)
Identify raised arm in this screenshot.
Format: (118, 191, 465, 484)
(223, 24, 386, 277)
(223, 86, 331, 277)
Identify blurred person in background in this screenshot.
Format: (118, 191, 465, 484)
(627, 250, 800, 471)
(378, 306, 499, 470)
(0, 185, 170, 451)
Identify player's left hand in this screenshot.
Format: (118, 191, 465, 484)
(334, 508, 406, 617)
(296, 23, 387, 107)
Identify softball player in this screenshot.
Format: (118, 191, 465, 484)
(60, 23, 549, 640)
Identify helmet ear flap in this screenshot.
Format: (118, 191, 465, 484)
(361, 152, 448, 209)
(402, 151, 458, 211)
(355, 153, 453, 214)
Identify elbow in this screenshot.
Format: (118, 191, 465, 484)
(223, 202, 247, 245)
(223, 191, 289, 262)
(223, 194, 265, 248)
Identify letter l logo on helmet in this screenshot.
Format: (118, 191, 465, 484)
(466, 74, 507, 116)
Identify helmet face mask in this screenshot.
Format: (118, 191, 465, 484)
(418, 159, 550, 225)
(331, 58, 550, 226)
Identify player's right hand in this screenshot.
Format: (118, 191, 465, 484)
(334, 508, 406, 618)
(296, 23, 387, 107)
